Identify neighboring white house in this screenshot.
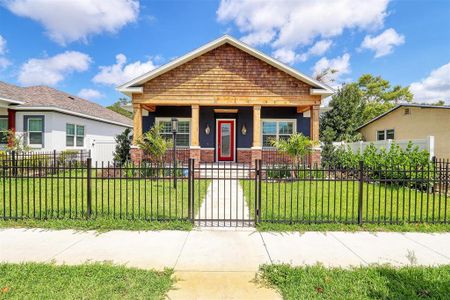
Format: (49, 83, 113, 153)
(0, 81, 132, 160)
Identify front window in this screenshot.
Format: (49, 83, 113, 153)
(157, 119, 190, 147)
(28, 117, 43, 146)
(262, 120, 295, 147)
(66, 124, 85, 147)
(0, 117, 7, 144)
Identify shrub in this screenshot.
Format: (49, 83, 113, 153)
(113, 128, 132, 166)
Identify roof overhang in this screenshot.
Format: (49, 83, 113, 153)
(0, 96, 25, 108)
(14, 106, 132, 128)
(117, 35, 335, 97)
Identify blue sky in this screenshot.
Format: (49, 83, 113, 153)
(0, 0, 449, 106)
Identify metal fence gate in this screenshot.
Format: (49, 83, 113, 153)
(190, 160, 260, 227)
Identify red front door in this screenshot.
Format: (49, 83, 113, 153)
(217, 120, 235, 161)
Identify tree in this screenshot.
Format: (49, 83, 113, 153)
(320, 126, 337, 167)
(320, 83, 364, 142)
(357, 74, 413, 124)
(106, 98, 132, 119)
(113, 128, 133, 166)
(314, 67, 338, 83)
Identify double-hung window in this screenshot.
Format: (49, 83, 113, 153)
(27, 117, 44, 147)
(0, 117, 7, 144)
(66, 124, 85, 147)
(377, 129, 395, 141)
(262, 120, 295, 147)
(156, 118, 191, 147)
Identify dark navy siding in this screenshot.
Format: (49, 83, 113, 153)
(142, 112, 155, 133)
(236, 107, 252, 148)
(261, 107, 310, 137)
(155, 106, 191, 117)
(199, 107, 215, 148)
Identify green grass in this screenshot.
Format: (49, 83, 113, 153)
(259, 264, 450, 300)
(0, 263, 173, 299)
(241, 180, 449, 227)
(0, 218, 193, 232)
(1, 172, 210, 225)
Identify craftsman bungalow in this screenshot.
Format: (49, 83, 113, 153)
(117, 35, 334, 164)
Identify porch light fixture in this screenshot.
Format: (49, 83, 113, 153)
(241, 124, 247, 135)
(171, 118, 179, 133)
(205, 123, 210, 135)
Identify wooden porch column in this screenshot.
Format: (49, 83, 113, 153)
(132, 104, 142, 145)
(252, 105, 261, 148)
(310, 105, 320, 142)
(191, 105, 199, 147)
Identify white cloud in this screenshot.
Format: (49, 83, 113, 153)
(93, 53, 158, 86)
(77, 88, 104, 100)
(18, 51, 91, 86)
(0, 57, 11, 70)
(410, 62, 450, 104)
(273, 39, 333, 64)
(218, 0, 389, 61)
(361, 28, 405, 58)
(0, 35, 6, 55)
(4, 0, 139, 45)
(312, 53, 351, 84)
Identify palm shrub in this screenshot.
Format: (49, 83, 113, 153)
(136, 124, 172, 175)
(271, 133, 316, 178)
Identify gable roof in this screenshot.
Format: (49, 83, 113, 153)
(117, 35, 334, 97)
(0, 81, 132, 127)
(357, 104, 450, 130)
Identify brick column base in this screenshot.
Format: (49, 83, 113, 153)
(250, 148, 262, 178)
(130, 147, 143, 165)
(237, 149, 252, 163)
(310, 148, 322, 166)
(200, 149, 214, 163)
(190, 148, 201, 178)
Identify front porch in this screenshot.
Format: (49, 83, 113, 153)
(130, 104, 320, 165)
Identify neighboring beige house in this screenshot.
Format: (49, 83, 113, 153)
(357, 104, 450, 159)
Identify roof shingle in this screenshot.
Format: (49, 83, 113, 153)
(0, 81, 132, 127)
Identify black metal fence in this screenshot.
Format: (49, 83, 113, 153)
(1, 155, 449, 225)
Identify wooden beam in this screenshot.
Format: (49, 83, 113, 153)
(253, 105, 261, 148)
(297, 106, 310, 113)
(191, 105, 199, 147)
(132, 104, 142, 145)
(214, 108, 238, 113)
(141, 104, 156, 112)
(310, 105, 320, 142)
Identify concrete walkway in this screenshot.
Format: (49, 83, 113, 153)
(196, 163, 252, 227)
(1, 228, 449, 299)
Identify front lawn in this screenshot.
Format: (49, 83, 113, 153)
(1, 173, 210, 224)
(0, 263, 174, 299)
(259, 264, 450, 300)
(241, 180, 449, 226)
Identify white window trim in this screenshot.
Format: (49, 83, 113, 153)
(0, 116, 7, 145)
(66, 123, 85, 148)
(376, 129, 395, 141)
(27, 117, 44, 148)
(261, 118, 297, 148)
(155, 117, 191, 148)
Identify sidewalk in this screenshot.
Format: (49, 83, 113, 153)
(1, 228, 449, 269)
(1, 228, 449, 299)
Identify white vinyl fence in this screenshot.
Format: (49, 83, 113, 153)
(333, 136, 435, 159)
(89, 139, 117, 165)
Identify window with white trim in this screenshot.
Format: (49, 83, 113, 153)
(377, 129, 395, 141)
(27, 117, 43, 146)
(156, 118, 191, 147)
(0, 117, 7, 144)
(262, 120, 296, 147)
(66, 124, 85, 147)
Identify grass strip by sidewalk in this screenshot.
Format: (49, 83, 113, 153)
(259, 264, 450, 300)
(0, 263, 174, 299)
(0, 218, 193, 232)
(257, 222, 450, 233)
